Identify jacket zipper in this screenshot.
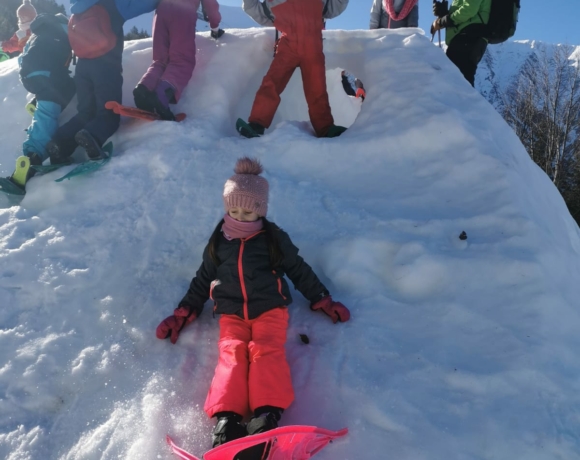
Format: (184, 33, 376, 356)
(274, 270, 287, 300)
(236, 230, 266, 320)
(238, 239, 249, 320)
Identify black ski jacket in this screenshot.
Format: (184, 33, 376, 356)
(19, 14, 71, 79)
(180, 227, 328, 320)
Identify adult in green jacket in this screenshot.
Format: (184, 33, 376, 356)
(431, 0, 491, 86)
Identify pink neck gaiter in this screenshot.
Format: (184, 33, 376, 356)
(384, 0, 417, 21)
(222, 213, 263, 240)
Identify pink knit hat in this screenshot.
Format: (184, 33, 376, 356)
(17, 0, 37, 27)
(223, 157, 269, 217)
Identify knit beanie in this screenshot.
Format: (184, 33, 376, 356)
(223, 157, 269, 217)
(17, 0, 37, 27)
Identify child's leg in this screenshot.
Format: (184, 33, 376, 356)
(156, 0, 198, 102)
(248, 39, 299, 129)
(299, 50, 335, 137)
(204, 314, 252, 418)
(20, 75, 71, 161)
(52, 73, 76, 112)
(445, 34, 487, 87)
(22, 100, 61, 162)
(138, 8, 170, 92)
(82, 56, 122, 146)
(52, 62, 97, 158)
(248, 308, 294, 411)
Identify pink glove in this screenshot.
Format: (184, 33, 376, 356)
(311, 296, 350, 323)
(156, 306, 197, 344)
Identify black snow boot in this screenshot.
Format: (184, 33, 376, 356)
(232, 407, 282, 460)
(212, 412, 247, 448)
(154, 102, 175, 121)
(152, 83, 176, 121)
(246, 406, 283, 435)
(46, 140, 70, 165)
(133, 84, 156, 113)
(74, 129, 104, 160)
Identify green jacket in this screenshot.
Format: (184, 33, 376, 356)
(444, 0, 491, 45)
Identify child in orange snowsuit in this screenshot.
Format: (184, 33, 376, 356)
(237, 0, 349, 139)
(156, 157, 350, 448)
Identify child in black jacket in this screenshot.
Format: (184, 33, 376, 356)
(6, 13, 75, 190)
(156, 157, 350, 448)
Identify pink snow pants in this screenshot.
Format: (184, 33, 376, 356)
(139, 0, 211, 102)
(204, 307, 295, 418)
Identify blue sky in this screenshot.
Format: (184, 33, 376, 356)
(218, 0, 580, 46)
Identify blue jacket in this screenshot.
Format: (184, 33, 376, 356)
(70, 0, 159, 21)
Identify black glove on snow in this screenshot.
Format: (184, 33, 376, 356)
(433, 0, 449, 18)
(211, 28, 225, 39)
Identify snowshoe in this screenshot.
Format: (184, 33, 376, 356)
(105, 101, 186, 122)
(9, 153, 42, 188)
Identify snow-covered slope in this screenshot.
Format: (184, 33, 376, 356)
(1, 28, 580, 460)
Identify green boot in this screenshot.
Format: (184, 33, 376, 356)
(236, 118, 264, 138)
(325, 125, 347, 138)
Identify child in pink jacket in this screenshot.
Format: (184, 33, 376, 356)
(156, 157, 350, 448)
(134, 0, 224, 120)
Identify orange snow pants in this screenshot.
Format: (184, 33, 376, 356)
(248, 36, 334, 138)
(204, 307, 294, 418)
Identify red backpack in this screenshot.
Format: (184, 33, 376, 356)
(68, 4, 117, 59)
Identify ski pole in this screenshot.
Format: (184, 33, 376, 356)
(431, 0, 436, 43)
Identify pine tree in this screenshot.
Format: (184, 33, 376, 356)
(124, 26, 151, 41)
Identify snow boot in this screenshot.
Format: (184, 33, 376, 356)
(153, 81, 176, 121)
(212, 412, 247, 448)
(74, 129, 105, 160)
(233, 407, 282, 460)
(246, 406, 283, 435)
(133, 84, 156, 114)
(325, 125, 347, 138)
(46, 140, 72, 165)
(236, 119, 265, 139)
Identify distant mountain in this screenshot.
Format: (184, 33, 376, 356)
(476, 40, 580, 110)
